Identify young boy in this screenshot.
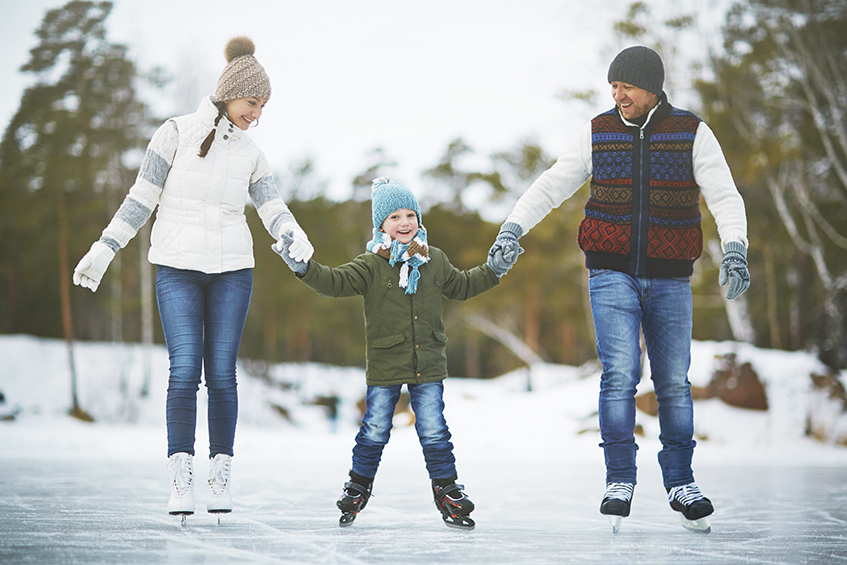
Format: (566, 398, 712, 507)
(276, 177, 515, 529)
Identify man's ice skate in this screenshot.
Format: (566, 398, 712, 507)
(668, 482, 713, 533)
(433, 482, 475, 530)
(336, 480, 372, 527)
(599, 482, 634, 533)
(207, 453, 232, 525)
(167, 452, 195, 526)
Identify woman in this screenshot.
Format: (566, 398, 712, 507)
(73, 36, 312, 521)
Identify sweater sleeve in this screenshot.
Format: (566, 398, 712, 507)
(504, 122, 592, 235)
(693, 121, 748, 250)
(248, 149, 298, 241)
(98, 120, 178, 252)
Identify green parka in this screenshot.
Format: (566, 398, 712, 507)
(298, 247, 499, 386)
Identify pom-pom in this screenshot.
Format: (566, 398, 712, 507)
(224, 36, 256, 63)
(371, 177, 390, 190)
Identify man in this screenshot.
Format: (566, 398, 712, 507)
(488, 46, 749, 532)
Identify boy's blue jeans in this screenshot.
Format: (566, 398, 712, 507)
(351, 381, 457, 481)
(588, 269, 696, 489)
(156, 266, 252, 458)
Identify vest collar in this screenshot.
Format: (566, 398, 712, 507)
(197, 96, 243, 142)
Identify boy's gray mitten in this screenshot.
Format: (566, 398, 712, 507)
(487, 222, 525, 273)
(487, 247, 512, 278)
(272, 233, 309, 275)
(719, 241, 750, 300)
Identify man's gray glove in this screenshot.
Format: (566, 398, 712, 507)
(719, 241, 750, 300)
(272, 233, 309, 275)
(487, 222, 525, 277)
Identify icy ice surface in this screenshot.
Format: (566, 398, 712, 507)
(2, 336, 847, 563)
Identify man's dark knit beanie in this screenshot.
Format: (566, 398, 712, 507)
(607, 46, 665, 96)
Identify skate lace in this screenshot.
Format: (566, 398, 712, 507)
(168, 454, 193, 498)
(604, 482, 634, 502)
(668, 483, 705, 506)
(208, 455, 231, 496)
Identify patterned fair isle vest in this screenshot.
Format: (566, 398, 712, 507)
(578, 101, 704, 278)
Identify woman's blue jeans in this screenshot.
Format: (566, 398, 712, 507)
(156, 266, 252, 458)
(351, 382, 457, 481)
(588, 269, 696, 489)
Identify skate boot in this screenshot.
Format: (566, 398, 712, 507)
(667, 482, 713, 533)
(600, 482, 634, 533)
(167, 452, 195, 525)
(433, 481, 475, 530)
(336, 473, 373, 527)
(207, 453, 233, 521)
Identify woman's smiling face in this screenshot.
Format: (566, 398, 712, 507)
(225, 96, 267, 130)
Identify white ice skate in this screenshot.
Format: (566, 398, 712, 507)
(167, 452, 195, 526)
(207, 453, 232, 523)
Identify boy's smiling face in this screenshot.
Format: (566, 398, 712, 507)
(380, 208, 419, 245)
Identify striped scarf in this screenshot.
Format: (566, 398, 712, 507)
(366, 226, 430, 294)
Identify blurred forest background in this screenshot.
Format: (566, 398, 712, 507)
(1, 0, 845, 396)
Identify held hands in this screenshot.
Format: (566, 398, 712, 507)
(272, 232, 310, 275)
(719, 241, 750, 300)
(73, 241, 116, 292)
(274, 223, 314, 262)
(487, 222, 525, 278)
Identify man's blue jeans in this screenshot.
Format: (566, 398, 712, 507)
(351, 382, 457, 481)
(588, 269, 696, 488)
(156, 266, 252, 458)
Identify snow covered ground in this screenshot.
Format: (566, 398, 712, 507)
(2, 335, 847, 563)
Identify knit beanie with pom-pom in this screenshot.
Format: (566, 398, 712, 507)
(370, 177, 422, 231)
(215, 36, 271, 102)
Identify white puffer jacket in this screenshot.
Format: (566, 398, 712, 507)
(99, 96, 298, 273)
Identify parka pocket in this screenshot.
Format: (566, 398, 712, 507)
(372, 333, 406, 349)
(433, 331, 448, 343)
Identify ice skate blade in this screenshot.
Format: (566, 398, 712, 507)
(608, 515, 622, 534)
(339, 512, 358, 527)
(680, 515, 711, 533)
(442, 514, 475, 530)
(172, 513, 190, 527)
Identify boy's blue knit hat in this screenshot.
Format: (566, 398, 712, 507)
(371, 177, 422, 230)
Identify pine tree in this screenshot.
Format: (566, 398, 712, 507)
(0, 1, 160, 417)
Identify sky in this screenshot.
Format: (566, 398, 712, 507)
(1, 0, 729, 209)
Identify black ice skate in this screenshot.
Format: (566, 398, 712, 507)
(599, 482, 634, 533)
(667, 482, 713, 533)
(336, 480, 372, 527)
(433, 482, 475, 530)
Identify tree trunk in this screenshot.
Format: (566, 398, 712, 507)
(139, 222, 153, 397)
(58, 185, 92, 421)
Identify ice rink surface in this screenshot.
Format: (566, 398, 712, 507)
(2, 424, 847, 564)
